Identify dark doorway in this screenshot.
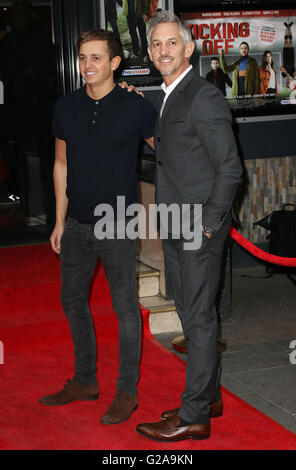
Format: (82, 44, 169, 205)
(0, 0, 56, 246)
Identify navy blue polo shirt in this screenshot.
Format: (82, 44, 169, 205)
(52, 83, 156, 223)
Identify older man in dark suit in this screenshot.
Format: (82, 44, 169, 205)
(136, 11, 242, 442)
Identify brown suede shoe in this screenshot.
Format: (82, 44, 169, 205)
(100, 390, 138, 424)
(160, 400, 223, 420)
(39, 379, 99, 406)
(136, 414, 210, 442)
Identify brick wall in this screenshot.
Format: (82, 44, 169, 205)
(237, 156, 296, 243)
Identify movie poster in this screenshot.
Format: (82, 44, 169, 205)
(181, 9, 296, 116)
(104, 0, 166, 86)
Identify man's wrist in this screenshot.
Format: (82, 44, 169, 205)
(202, 225, 215, 235)
(55, 217, 66, 227)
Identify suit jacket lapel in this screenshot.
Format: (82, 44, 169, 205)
(159, 68, 196, 127)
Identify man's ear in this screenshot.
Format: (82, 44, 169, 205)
(148, 47, 153, 62)
(111, 55, 121, 71)
(185, 41, 195, 59)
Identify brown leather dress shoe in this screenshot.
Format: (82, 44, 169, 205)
(39, 379, 99, 406)
(100, 389, 138, 425)
(136, 414, 210, 442)
(160, 400, 223, 420)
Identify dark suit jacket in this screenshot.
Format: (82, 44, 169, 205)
(154, 68, 242, 233)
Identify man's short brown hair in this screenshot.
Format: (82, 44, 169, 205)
(77, 29, 123, 60)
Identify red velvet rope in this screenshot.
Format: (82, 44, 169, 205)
(229, 226, 296, 267)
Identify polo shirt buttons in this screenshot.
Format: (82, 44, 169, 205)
(92, 108, 98, 124)
(93, 102, 99, 124)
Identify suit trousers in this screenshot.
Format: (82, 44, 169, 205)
(162, 215, 231, 424)
(59, 217, 141, 396)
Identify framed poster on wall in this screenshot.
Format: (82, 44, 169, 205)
(179, 2, 296, 119)
(100, 0, 174, 86)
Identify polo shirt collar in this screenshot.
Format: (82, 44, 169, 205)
(82, 82, 119, 105)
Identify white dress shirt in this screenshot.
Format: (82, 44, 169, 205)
(160, 65, 193, 117)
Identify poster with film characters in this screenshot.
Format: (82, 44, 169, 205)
(181, 9, 296, 114)
(104, 0, 165, 86)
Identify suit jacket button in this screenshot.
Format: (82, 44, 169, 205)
(158, 161, 162, 166)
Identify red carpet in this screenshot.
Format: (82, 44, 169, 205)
(1, 243, 296, 450)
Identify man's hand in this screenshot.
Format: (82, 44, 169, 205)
(144, 136, 155, 150)
(204, 231, 212, 239)
(118, 81, 144, 97)
(50, 222, 65, 255)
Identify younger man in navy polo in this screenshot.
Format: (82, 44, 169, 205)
(39, 29, 156, 425)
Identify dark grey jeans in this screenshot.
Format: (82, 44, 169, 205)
(60, 217, 141, 396)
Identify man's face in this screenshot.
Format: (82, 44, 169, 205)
(211, 59, 219, 71)
(148, 22, 194, 84)
(79, 40, 120, 87)
(240, 43, 249, 57)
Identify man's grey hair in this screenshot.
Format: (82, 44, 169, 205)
(147, 10, 193, 47)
